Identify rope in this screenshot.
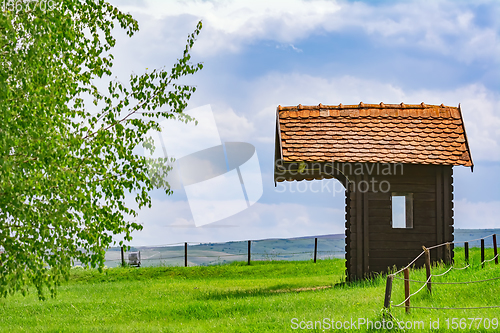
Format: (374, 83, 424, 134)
(317, 250, 345, 253)
(393, 305, 500, 310)
(391, 233, 496, 277)
(393, 276, 500, 285)
(426, 233, 497, 250)
(256, 251, 312, 255)
(388, 234, 499, 312)
(394, 276, 430, 283)
(482, 254, 499, 263)
(392, 251, 425, 276)
(180, 254, 246, 258)
(394, 274, 432, 307)
(432, 266, 453, 277)
(451, 233, 496, 245)
(426, 243, 449, 250)
(105, 256, 186, 261)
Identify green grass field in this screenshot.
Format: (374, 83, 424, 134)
(0, 247, 498, 332)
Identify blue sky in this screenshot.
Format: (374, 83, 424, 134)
(107, 0, 500, 246)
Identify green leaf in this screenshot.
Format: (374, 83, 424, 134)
(0, 2, 202, 300)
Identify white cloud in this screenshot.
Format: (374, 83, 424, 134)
(455, 199, 500, 229)
(276, 44, 303, 53)
(324, 1, 500, 63)
(243, 73, 500, 162)
(101, 0, 500, 247)
(126, 196, 344, 246)
(123, 189, 500, 247)
(123, 171, 499, 246)
(112, 0, 341, 53)
(412, 84, 500, 162)
(212, 106, 255, 142)
(150, 105, 221, 160)
(110, 0, 500, 62)
(170, 218, 195, 227)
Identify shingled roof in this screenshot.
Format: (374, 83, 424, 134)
(275, 102, 473, 167)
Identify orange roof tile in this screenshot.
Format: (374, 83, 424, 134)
(275, 103, 473, 167)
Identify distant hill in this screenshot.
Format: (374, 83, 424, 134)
(284, 234, 345, 240)
(454, 228, 500, 247)
(103, 229, 499, 268)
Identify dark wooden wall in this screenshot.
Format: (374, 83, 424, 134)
(274, 160, 454, 281)
(344, 164, 454, 281)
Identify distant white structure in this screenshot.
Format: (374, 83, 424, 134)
(128, 252, 141, 267)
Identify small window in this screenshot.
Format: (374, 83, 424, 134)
(391, 193, 413, 228)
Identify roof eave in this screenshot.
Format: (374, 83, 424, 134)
(274, 107, 284, 184)
(458, 103, 474, 172)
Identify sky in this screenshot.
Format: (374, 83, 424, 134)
(105, 0, 500, 246)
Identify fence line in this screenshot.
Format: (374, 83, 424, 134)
(393, 305, 500, 310)
(384, 233, 499, 313)
(103, 250, 345, 263)
(105, 237, 346, 268)
(449, 264, 470, 270)
(394, 274, 432, 307)
(392, 251, 425, 276)
(106, 250, 345, 259)
(432, 266, 454, 277)
(426, 233, 497, 250)
(393, 276, 500, 285)
(483, 254, 499, 263)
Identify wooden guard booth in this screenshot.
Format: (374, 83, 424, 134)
(274, 103, 473, 281)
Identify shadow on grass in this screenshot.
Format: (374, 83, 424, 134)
(199, 283, 336, 301)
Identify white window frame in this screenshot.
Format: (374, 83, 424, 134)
(391, 192, 413, 229)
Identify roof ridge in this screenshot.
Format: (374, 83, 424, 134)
(278, 103, 456, 111)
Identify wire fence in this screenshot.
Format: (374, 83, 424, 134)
(72, 235, 346, 268)
(384, 233, 499, 313)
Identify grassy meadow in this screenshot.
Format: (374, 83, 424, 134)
(0, 247, 498, 332)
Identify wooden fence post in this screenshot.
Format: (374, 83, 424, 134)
(383, 274, 393, 309)
(314, 237, 318, 263)
(445, 243, 451, 265)
(121, 246, 125, 267)
(464, 242, 469, 264)
(493, 234, 498, 265)
(404, 268, 410, 314)
(423, 246, 431, 294)
(481, 239, 485, 268)
(185, 242, 188, 267)
(248, 240, 251, 265)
